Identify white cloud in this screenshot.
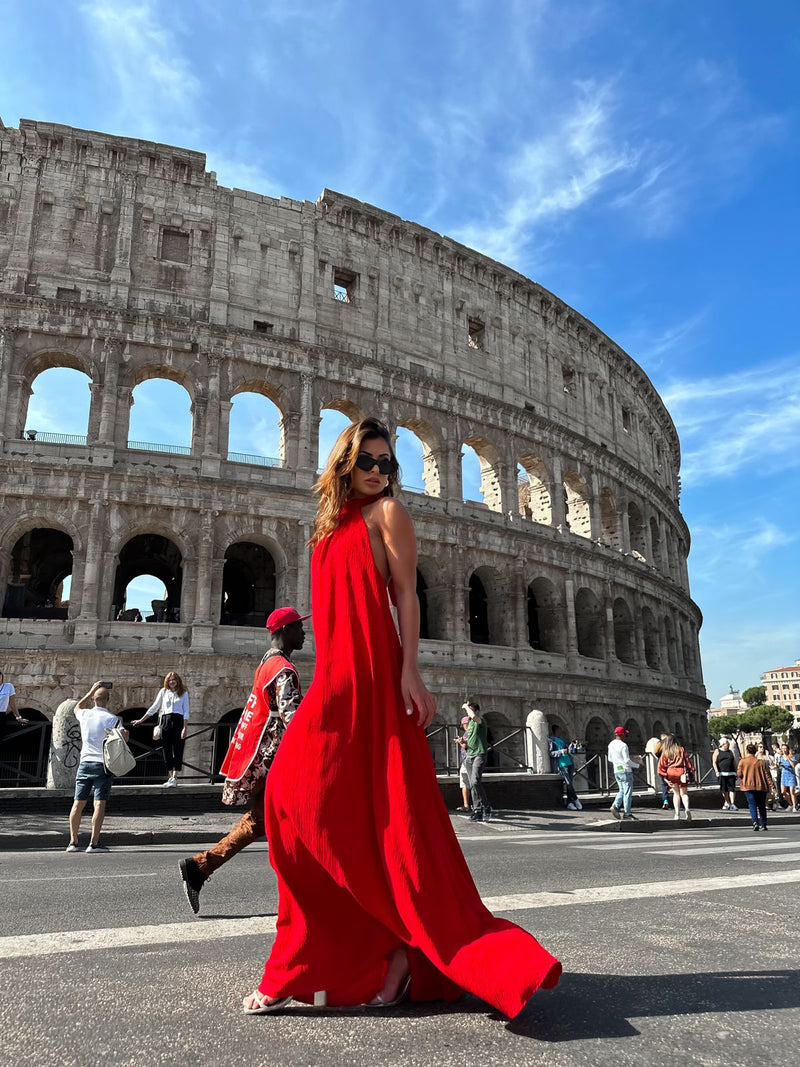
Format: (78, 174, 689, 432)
(662, 356, 800, 484)
(451, 81, 638, 266)
(80, 1, 203, 139)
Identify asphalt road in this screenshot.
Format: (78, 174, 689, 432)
(2, 819, 798, 1067)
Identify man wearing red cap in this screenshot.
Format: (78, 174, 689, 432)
(179, 606, 308, 913)
(607, 726, 644, 821)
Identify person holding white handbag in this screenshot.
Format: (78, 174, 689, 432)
(132, 672, 190, 787)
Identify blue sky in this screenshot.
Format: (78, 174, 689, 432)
(5, 0, 799, 701)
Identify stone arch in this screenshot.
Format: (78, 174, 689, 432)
(111, 533, 184, 622)
(599, 488, 621, 550)
(517, 453, 552, 524)
(628, 500, 647, 560)
(213, 707, 244, 775)
(416, 556, 446, 640)
(20, 347, 98, 392)
(527, 576, 565, 654)
(612, 596, 636, 664)
(483, 710, 518, 770)
(1, 527, 73, 620)
(574, 587, 603, 659)
(467, 564, 504, 644)
(220, 541, 277, 627)
(623, 717, 645, 755)
(652, 719, 667, 740)
(127, 373, 194, 453)
(641, 605, 661, 669)
(0, 707, 53, 785)
(22, 364, 93, 442)
(128, 361, 198, 402)
(396, 416, 442, 497)
(462, 434, 502, 512)
(228, 380, 286, 466)
(317, 400, 364, 470)
(564, 470, 591, 538)
(584, 713, 612, 789)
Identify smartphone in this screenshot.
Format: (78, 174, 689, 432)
(99, 681, 113, 690)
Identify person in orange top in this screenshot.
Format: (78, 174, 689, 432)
(657, 734, 694, 822)
(737, 743, 774, 831)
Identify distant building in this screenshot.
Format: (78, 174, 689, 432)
(761, 658, 800, 724)
(707, 688, 747, 719)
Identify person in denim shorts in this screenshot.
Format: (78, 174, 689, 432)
(67, 681, 127, 854)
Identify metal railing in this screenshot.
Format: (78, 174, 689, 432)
(127, 440, 192, 455)
(226, 451, 280, 467)
(22, 430, 88, 445)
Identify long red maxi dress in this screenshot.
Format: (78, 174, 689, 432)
(258, 495, 561, 1018)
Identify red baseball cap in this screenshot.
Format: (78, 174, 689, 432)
(266, 606, 310, 633)
(614, 726, 629, 736)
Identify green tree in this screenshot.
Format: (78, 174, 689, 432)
(708, 714, 739, 739)
(742, 686, 766, 707)
(708, 705, 792, 740)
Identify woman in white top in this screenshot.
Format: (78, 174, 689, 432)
(0, 671, 28, 724)
(132, 672, 189, 787)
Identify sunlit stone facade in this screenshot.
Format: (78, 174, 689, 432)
(0, 119, 708, 783)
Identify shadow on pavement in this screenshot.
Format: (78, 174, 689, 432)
(508, 969, 800, 1040)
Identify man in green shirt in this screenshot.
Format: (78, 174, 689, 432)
(463, 700, 492, 822)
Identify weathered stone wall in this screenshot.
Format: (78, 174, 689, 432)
(0, 119, 709, 777)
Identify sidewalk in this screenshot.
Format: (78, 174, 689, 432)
(3, 795, 799, 850)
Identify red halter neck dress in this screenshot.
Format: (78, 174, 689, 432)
(258, 494, 561, 1017)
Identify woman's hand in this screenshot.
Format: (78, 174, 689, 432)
(401, 665, 436, 729)
(130, 718, 142, 727)
(181, 726, 187, 740)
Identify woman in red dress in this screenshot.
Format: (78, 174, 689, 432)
(243, 417, 561, 1018)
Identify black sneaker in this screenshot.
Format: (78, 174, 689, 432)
(622, 813, 637, 820)
(469, 811, 482, 822)
(482, 809, 493, 822)
(179, 857, 206, 915)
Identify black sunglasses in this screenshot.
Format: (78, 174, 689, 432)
(354, 453, 396, 476)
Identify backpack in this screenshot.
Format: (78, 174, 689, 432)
(103, 719, 136, 777)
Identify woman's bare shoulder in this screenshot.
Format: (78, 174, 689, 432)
(366, 495, 411, 526)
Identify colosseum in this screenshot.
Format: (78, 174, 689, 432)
(0, 118, 708, 790)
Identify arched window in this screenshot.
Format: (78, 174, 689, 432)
(468, 573, 490, 644)
(2, 528, 73, 620)
(317, 408, 353, 470)
(649, 517, 663, 570)
(583, 716, 609, 788)
(623, 718, 645, 756)
(518, 456, 551, 524)
(574, 587, 603, 658)
(220, 542, 276, 627)
(600, 488, 621, 550)
(228, 392, 282, 467)
(0, 708, 52, 785)
(118, 575, 165, 621)
(129, 379, 193, 454)
(564, 471, 591, 538)
(396, 422, 441, 496)
(24, 367, 92, 444)
(462, 437, 502, 512)
(612, 597, 636, 664)
(213, 709, 244, 774)
(112, 535, 183, 622)
(664, 615, 678, 674)
(527, 577, 564, 654)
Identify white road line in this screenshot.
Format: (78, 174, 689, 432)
(0, 872, 160, 884)
(1, 870, 796, 961)
(743, 853, 800, 862)
(648, 842, 792, 857)
(574, 834, 766, 850)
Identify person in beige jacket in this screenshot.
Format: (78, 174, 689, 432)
(737, 743, 774, 832)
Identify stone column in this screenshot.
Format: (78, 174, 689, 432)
(297, 373, 317, 472)
(0, 325, 20, 442)
(209, 214, 231, 326)
(634, 605, 647, 666)
(77, 502, 105, 620)
(589, 472, 603, 541)
(110, 172, 136, 305)
(280, 410, 300, 470)
(604, 596, 616, 660)
(619, 506, 631, 553)
(203, 354, 222, 456)
(564, 577, 578, 654)
(452, 555, 470, 643)
(191, 396, 207, 456)
(4, 154, 41, 291)
(525, 708, 551, 774)
(97, 337, 123, 445)
(551, 456, 567, 530)
(47, 699, 81, 789)
(190, 511, 216, 651)
(6, 374, 29, 439)
(513, 558, 528, 647)
(86, 382, 103, 445)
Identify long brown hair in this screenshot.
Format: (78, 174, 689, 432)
(310, 417, 400, 547)
(661, 735, 682, 762)
(163, 671, 186, 696)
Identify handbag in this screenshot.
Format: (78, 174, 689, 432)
(153, 721, 162, 741)
(103, 720, 137, 777)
